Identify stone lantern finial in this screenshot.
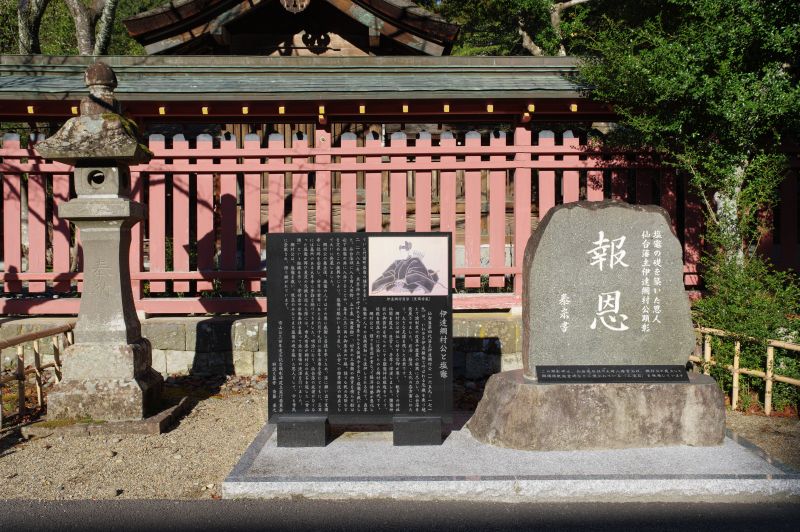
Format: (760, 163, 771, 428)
(82, 61, 119, 115)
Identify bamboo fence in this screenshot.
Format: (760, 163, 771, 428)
(0, 322, 74, 427)
(693, 326, 800, 415)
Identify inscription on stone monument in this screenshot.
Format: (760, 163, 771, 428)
(522, 201, 695, 382)
(267, 233, 452, 446)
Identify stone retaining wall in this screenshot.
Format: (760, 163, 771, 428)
(1, 313, 522, 382)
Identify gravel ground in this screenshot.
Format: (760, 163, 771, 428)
(0, 377, 266, 500)
(0, 377, 798, 500)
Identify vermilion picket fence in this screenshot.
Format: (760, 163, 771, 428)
(0, 125, 761, 315)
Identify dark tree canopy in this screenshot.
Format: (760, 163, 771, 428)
(579, 0, 800, 257)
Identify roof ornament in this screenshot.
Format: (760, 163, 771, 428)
(281, 0, 310, 14)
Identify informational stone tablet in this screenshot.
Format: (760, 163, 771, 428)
(522, 201, 695, 383)
(267, 233, 452, 446)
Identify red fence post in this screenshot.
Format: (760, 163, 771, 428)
(2, 134, 22, 293)
(52, 171, 72, 293)
(440, 132, 458, 288)
(195, 134, 215, 291)
(660, 168, 678, 233)
(464, 131, 482, 288)
(27, 134, 47, 292)
(537, 130, 556, 218)
(147, 134, 166, 293)
(291, 132, 310, 233)
(488, 130, 506, 288)
(389, 131, 408, 232)
(562, 130, 580, 204)
(243, 133, 262, 291)
(267, 133, 286, 235)
(636, 168, 655, 205)
(172, 134, 191, 293)
(315, 125, 332, 232)
(415, 131, 433, 233)
(364, 131, 383, 232)
(513, 126, 532, 296)
(220, 134, 238, 291)
(340, 132, 358, 232)
(684, 174, 703, 287)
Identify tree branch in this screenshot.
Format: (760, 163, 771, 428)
(554, 0, 594, 12)
(17, 0, 51, 54)
(517, 20, 543, 56)
(551, 0, 594, 56)
(93, 0, 120, 55)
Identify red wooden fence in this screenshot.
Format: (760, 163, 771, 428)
(2, 125, 787, 315)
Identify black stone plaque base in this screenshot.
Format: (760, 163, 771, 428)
(392, 416, 442, 446)
(276, 415, 330, 447)
(536, 365, 688, 383)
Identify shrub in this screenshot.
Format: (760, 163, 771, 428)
(693, 253, 800, 412)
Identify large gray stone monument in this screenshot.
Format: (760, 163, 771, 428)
(467, 201, 725, 450)
(37, 62, 162, 421)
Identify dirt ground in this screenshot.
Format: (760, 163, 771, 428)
(724, 410, 800, 469)
(1, 376, 798, 500)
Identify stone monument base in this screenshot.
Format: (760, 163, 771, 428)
(466, 369, 725, 451)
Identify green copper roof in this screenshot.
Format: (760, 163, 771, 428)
(0, 55, 583, 101)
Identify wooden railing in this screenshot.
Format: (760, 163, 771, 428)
(0, 126, 712, 314)
(0, 322, 74, 427)
(693, 326, 800, 415)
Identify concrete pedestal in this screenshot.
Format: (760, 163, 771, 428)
(466, 370, 725, 451)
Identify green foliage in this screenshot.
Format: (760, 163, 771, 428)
(694, 253, 800, 411)
(695, 254, 800, 341)
(420, 0, 579, 56)
(0, 0, 15, 53)
(578, 0, 800, 257)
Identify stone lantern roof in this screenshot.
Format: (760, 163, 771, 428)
(36, 61, 151, 166)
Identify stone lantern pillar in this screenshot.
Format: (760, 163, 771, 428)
(37, 62, 162, 421)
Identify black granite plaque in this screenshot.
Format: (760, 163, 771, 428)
(536, 365, 689, 383)
(267, 233, 452, 445)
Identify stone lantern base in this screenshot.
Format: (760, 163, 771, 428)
(47, 339, 163, 422)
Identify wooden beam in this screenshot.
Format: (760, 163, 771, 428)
(144, 0, 266, 55)
(327, 0, 445, 55)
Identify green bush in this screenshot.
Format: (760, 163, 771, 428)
(693, 253, 800, 412)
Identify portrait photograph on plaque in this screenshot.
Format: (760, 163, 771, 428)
(368, 235, 449, 296)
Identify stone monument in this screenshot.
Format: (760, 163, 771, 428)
(37, 62, 162, 421)
(467, 201, 725, 450)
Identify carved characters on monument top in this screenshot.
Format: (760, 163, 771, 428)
(521, 201, 696, 379)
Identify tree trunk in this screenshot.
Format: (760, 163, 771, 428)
(17, 0, 51, 55)
(64, 0, 98, 55)
(713, 165, 746, 264)
(93, 0, 119, 55)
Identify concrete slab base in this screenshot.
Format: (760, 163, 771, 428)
(223, 422, 800, 503)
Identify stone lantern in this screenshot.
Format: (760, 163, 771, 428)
(37, 62, 162, 421)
